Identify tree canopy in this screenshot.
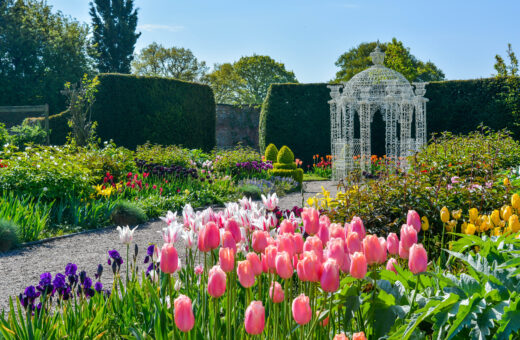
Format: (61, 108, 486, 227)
(0, 0, 91, 112)
(132, 43, 208, 81)
(494, 44, 520, 120)
(89, 0, 140, 73)
(334, 38, 445, 83)
(204, 55, 298, 105)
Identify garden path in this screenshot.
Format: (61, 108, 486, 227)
(0, 181, 338, 311)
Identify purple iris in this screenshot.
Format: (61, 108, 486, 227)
(83, 277, 92, 290)
(19, 285, 40, 310)
(108, 250, 123, 266)
(94, 282, 103, 293)
(95, 264, 103, 280)
(65, 263, 77, 276)
(53, 273, 66, 290)
(147, 244, 155, 257)
(37, 273, 53, 296)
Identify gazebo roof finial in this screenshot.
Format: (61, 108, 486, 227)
(370, 42, 385, 66)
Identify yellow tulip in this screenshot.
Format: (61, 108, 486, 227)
(493, 227, 502, 236)
(421, 216, 429, 231)
(465, 223, 476, 235)
(469, 208, 478, 223)
(491, 210, 501, 226)
(480, 218, 491, 232)
(461, 221, 468, 234)
(509, 214, 520, 233)
(512, 193, 520, 210)
(440, 206, 450, 223)
(452, 209, 462, 220)
(446, 220, 457, 232)
(504, 177, 511, 187)
(503, 206, 513, 221)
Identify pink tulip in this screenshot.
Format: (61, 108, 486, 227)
(297, 251, 320, 282)
(301, 207, 320, 235)
(197, 228, 209, 252)
(333, 333, 349, 340)
(275, 251, 293, 279)
(317, 222, 330, 246)
(350, 252, 367, 279)
(346, 231, 363, 254)
(407, 210, 422, 233)
(269, 281, 285, 303)
(386, 258, 398, 274)
(378, 237, 388, 263)
(222, 231, 237, 253)
(252, 230, 268, 253)
(318, 311, 329, 326)
(386, 233, 399, 255)
(349, 216, 366, 240)
(399, 241, 410, 259)
(340, 251, 351, 273)
(278, 234, 295, 257)
(408, 243, 428, 274)
(203, 222, 220, 250)
(320, 258, 340, 292)
(363, 235, 386, 265)
(244, 301, 265, 335)
(237, 260, 255, 288)
(292, 233, 304, 254)
(329, 224, 345, 241)
(353, 331, 368, 340)
(400, 224, 418, 250)
(174, 295, 195, 332)
(327, 238, 345, 267)
(303, 236, 323, 262)
(160, 243, 179, 274)
(265, 245, 278, 270)
(219, 247, 235, 273)
(319, 214, 331, 227)
(208, 265, 226, 298)
(292, 294, 312, 325)
(247, 252, 262, 276)
(225, 218, 241, 243)
(279, 219, 295, 234)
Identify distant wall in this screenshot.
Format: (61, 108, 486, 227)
(216, 104, 260, 149)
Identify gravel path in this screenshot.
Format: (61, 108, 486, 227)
(0, 181, 337, 312)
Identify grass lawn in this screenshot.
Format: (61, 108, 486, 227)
(303, 173, 329, 181)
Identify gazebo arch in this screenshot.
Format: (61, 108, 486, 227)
(328, 46, 428, 180)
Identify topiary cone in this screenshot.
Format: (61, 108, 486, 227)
(277, 146, 295, 164)
(265, 143, 279, 162)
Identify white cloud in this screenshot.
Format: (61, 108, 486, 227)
(138, 24, 184, 32)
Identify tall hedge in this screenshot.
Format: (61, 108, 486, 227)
(259, 78, 518, 166)
(27, 74, 216, 149)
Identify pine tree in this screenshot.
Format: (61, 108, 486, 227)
(89, 0, 140, 73)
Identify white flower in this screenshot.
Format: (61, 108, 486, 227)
(160, 210, 177, 226)
(43, 187, 48, 192)
(239, 196, 253, 210)
(174, 279, 183, 291)
(182, 204, 194, 227)
(261, 193, 279, 211)
(160, 221, 183, 244)
(181, 229, 197, 250)
(116, 225, 138, 244)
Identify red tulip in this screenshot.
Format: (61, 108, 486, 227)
(269, 281, 284, 303)
(252, 230, 268, 253)
(320, 258, 340, 292)
(244, 301, 265, 335)
(208, 265, 226, 298)
(160, 243, 179, 274)
(174, 294, 194, 332)
(408, 243, 428, 274)
(275, 251, 293, 279)
(350, 252, 367, 279)
(237, 260, 255, 288)
(292, 294, 312, 325)
(219, 247, 235, 273)
(407, 210, 422, 233)
(247, 252, 262, 276)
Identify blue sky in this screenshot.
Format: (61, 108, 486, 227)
(47, 0, 520, 83)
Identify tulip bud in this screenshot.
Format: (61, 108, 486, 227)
(237, 260, 255, 288)
(292, 233, 304, 254)
(317, 222, 330, 246)
(297, 251, 320, 282)
(400, 224, 418, 250)
(349, 216, 366, 240)
(269, 281, 284, 303)
(303, 236, 323, 262)
(160, 243, 179, 274)
(408, 243, 428, 274)
(333, 333, 350, 340)
(279, 219, 295, 234)
(247, 252, 263, 276)
(421, 216, 429, 231)
(353, 332, 368, 340)
(326, 238, 345, 267)
(512, 193, 520, 210)
(320, 258, 340, 292)
(278, 234, 295, 257)
(208, 265, 226, 298)
(174, 295, 195, 332)
(386, 233, 399, 255)
(292, 294, 312, 325)
(386, 258, 398, 274)
(275, 251, 293, 279)
(346, 231, 362, 254)
(302, 208, 320, 235)
(329, 224, 345, 241)
(225, 218, 241, 243)
(244, 301, 265, 335)
(363, 235, 385, 265)
(440, 207, 450, 223)
(219, 247, 235, 273)
(350, 252, 367, 279)
(222, 231, 237, 253)
(265, 245, 278, 270)
(469, 208, 479, 222)
(252, 230, 268, 253)
(406, 210, 421, 233)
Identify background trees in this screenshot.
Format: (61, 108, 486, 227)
(334, 38, 445, 82)
(132, 43, 208, 81)
(89, 0, 140, 73)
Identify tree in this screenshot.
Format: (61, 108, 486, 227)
(132, 42, 208, 81)
(334, 38, 445, 82)
(0, 0, 91, 112)
(204, 55, 298, 105)
(89, 0, 140, 73)
(494, 44, 520, 121)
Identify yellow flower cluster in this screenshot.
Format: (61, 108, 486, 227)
(440, 193, 520, 236)
(93, 183, 121, 198)
(307, 186, 341, 210)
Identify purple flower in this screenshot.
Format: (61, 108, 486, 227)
(147, 244, 155, 257)
(95, 264, 103, 280)
(37, 273, 53, 295)
(108, 250, 123, 266)
(94, 282, 103, 293)
(83, 277, 92, 290)
(65, 263, 77, 276)
(53, 273, 66, 290)
(24, 286, 39, 299)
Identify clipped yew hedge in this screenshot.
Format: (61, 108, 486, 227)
(259, 78, 518, 166)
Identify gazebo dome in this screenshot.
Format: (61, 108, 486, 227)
(341, 47, 414, 102)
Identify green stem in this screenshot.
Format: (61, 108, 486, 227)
(126, 244, 129, 284)
(439, 223, 446, 267)
(327, 292, 333, 338)
(406, 273, 421, 320)
(357, 280, 366, 335)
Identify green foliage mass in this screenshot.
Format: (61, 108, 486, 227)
(276, 145, 295, 164)
(110, 200, 147, 226)
(264, 143, 278, 162)
(89, 0, 140, 73)
(334, 38, 445, 82)
(0, 0, 91, 114)
(8, 123, 48, 148)
(0, 218, 19, 252)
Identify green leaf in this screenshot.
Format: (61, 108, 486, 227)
(445, 295, 483, 339)
(493, 295, 520, 340)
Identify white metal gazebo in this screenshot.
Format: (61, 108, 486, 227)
(328, 45, 429, 180)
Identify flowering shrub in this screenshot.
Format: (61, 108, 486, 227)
(2, 197, 519, 339)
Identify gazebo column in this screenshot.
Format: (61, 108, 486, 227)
(413, 82, 429, 150)
(399, 100, 413, 161)
(327, 85, 343, 180)
(359, 101, 371, 172)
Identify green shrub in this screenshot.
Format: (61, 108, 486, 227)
(293, 168, 303, 184)
(276, 145, 295, 164)
(264, 143, 278, 162)
(8, 123, 48, 148)
(25, 110, 70, 145)
(135, 144, 202, 168)
(213, 146, 262, 174)
(272, 162, 296, 170)
(111, 200, 147, 226)
(0, 219, 20, 252)
(238, 184, 262, 200)
(0, 123, 8, 146)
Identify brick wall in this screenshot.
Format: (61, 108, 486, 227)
(216, 104, 260, 150)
